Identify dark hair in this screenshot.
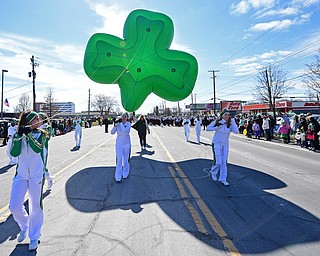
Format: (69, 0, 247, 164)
(216, 114, 232, 128)
(18, 111, 31, 129)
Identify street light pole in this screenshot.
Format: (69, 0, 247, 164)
(1, 69, 8, 119)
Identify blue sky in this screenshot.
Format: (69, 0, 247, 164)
(1, 0, 320, 114)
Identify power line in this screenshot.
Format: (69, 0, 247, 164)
(4, 82, 31, 93)
(220, 0, 317, 64)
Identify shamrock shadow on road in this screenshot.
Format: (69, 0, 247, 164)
(65, 157, 320, 254)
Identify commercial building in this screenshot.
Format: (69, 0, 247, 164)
(243, 101, 320, 114)
(36, 102, 75, 114)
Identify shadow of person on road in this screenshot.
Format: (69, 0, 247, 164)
(0, 165, 15, 175)
(64, 157, 320, 254)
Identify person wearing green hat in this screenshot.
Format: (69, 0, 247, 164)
(206, 109, 239, 186)
(9, 110, 46, 251)
(39, 112, 53, 189)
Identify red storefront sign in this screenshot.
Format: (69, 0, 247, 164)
(221, 101, 242, 111)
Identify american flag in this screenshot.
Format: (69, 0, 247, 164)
(4, 98, 9, 107)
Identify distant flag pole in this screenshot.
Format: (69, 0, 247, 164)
(4, 98, 9, 107)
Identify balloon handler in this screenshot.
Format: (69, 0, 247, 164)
(206, 110, 239, 186)
(9, 111, 47, 251)
(132, 115, 150, 150)
(111, 113, 132, 182)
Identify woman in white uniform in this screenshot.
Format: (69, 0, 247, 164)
(183, 116, 191, 142)
(195, 116, 202, 144)
(206, 110, 239, 186)
(73, 117, 82, 149)
(111, 113, 131, 182)
(9, 111, 46, 251)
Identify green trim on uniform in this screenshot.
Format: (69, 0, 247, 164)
(26, 131, 45, 153)
(10, 134, 23, 157)
(211, 143, 216, 165)
(40, 175, 45, 210)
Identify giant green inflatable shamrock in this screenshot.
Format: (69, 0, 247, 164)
(84, 9, 198, 112)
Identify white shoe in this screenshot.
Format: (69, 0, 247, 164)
(221, 180, 229, 186)
(211, 173, 217, 181)
(29, 240, 39, 251)
(17, 230, 27, 242)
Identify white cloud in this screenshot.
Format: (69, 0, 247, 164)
(249, 19, 296, 31)
(223, 50, 294, 76)
(231, 0, 276, 15)
(256, 7, 299, 18)
(88, 2, 129, 37)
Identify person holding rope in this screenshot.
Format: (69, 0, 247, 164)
(111, 113, 131, 182)
(9, 111, 46, 251)
(39, 112, 53, 190)
(132, 114, 150, 150)
(206, 109, 239, 186)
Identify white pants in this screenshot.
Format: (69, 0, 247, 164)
(115, 143, 131, 180)
(184, 128, 190, 141)
(10, 176, 44, 240)
(74, 129, 82, 147)
(211, 144, 229, 182)
(7, 138, 17, 164)
(195, 129, 201, 143)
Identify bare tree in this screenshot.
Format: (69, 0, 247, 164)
(105, 96, 119, 115)
(92, 94, 107, 115)
(302, 50, 320, 94)
(92, 94, 119, 115)
(14, 93, 32, 113)
(253, 65, 293, 116)
(42, 87, 59, 117)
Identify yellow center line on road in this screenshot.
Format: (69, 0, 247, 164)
(0, 136, 114, 224)
(152, 128, 241, 256)
(168, 166, 208, 235)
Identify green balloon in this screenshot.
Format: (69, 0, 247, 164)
(84, 9, 198, 112)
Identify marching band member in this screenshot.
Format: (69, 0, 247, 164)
(206, 110, 239, 186)
(183, 116, 191, 142)
(111, 113, 131, 182)
(9, 111, 46, 251)
(195, 116, 202, 144)
(73, 116, 82, 150)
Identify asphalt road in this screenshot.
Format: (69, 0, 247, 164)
(0, 125, 319, 256)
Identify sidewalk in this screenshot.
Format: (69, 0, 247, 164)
(233, 133, 320, 153)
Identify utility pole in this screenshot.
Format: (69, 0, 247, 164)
(208, 70, 220, 115)
(191, 93, 194, 116)
(178, 101, 181, 116)
(29, 55, 39, 111)
(88, 89, 91, 118)
(1, 69, 8, 119)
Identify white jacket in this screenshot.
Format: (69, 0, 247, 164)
(111, 121, 131, 145)
(195, 118, 202, 132)
(206, 118, 239, 146)
(183, 119, 190, 131)
(11, 133, 44, 180)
